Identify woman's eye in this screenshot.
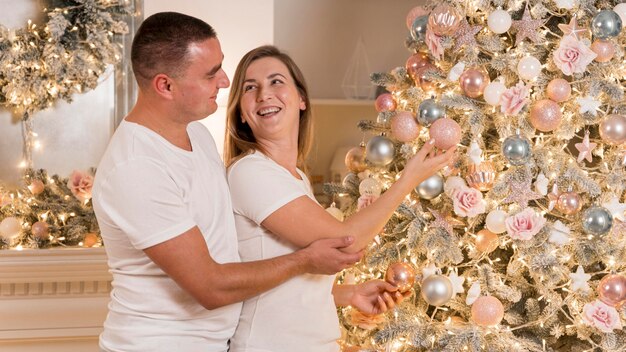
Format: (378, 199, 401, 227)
(243, 85, 255, 92)
(271, 79, 283, 84)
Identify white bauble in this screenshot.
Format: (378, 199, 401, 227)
(483, 81, 506, 106)
(0, 217, 21, 240)
(485, 210, 508, 234)
(444, 176, 467, 196)
(517, 56, 542, 81)
(487, 10, 512, 34)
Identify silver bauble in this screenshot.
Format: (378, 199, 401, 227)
(416, 173, 444, 200)
(342, 173, 360, 189)
(582, 206, 613, 236)
(411, 15, 429, 41)
(502, 135, 532, 166)
(591, 10, 623, 39)
(417, 98, 446, 126)
(421, 275, 453, 306)
(366, 136, 395, 166)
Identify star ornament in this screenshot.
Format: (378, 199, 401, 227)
(502, 179, 543, 208)
(511, 4, 545, 46)
(575, 131, 597, 163)
(576, 96, 601, 116)
(549, 220, 571, 246)
(429, 208, 464, 237)
(558, 16, 587, 39)
(569, 265, 591, 293)
(454, 19, 483, 51)
(602, 196, 626, 222)
(547, 183, 560, 211)
(448, 271, 465, 297)
(534, 172, 549, 196)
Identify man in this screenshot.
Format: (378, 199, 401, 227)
(92, 12, 361, 352)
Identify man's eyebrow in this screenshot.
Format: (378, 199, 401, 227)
(207, 55, 225, 76)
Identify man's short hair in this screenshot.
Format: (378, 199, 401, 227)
(131, 12, 216, 87)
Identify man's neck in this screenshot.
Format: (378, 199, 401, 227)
(126, 102, 193, 151)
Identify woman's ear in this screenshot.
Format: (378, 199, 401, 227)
(299, 96, 306, 111)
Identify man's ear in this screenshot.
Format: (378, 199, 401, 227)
(152, 74, 174, 99)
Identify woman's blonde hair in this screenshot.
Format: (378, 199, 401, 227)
(223, 45, 313, 171)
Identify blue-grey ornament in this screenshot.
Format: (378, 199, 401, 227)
(582, 206, 613, 236)
(591, 10, 623, 39)
(416, 173, 444, 200)
(366, 135, 395, 166)
(417, 98, 446, 126)
(411, 15, 428, 41)
(502, 135, 532, 166)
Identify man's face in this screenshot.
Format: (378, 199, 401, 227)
(171, 38, 230, 121)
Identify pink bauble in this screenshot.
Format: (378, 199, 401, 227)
(471, 296, 504, 326)
(459, 69, 490, 98)
(591, 40, 615, 63)
(31, 221, 49, 240)
(27, 180, 45, 195)
(597, 274, 626, 307)
(428, 4, 462, 36)
(413, 63, 439, 91)
(429, 118, 462, 149)
(406, 6, 429, 30)
(391, 112, 421, 142)
(475, 229, 499, 253)
(529, 99, 562, 132)
(375, 93, 396, 112)
(406, 52, 430, 80)
(546, 78, 571, 103)
(555, 191, 582, 215)
(385, 262, 416, 293)
(599, 114, 626, 145)
(0, 217, 21, 240)
(345, 145, 367, 173)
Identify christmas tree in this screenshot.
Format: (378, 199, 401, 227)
(328, 1, 626, 351)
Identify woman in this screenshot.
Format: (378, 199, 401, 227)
(224, 45, 455, 351)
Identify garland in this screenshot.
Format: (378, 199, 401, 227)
(0, 0, 132, 118)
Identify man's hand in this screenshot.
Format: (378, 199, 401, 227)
(350, 279, 409, 315)
(301, 236, 363, 275)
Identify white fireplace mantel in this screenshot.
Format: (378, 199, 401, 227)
(0, 248, 111, 352)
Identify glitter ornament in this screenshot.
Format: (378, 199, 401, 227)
(471, 296, 504, 326)
(0, 217, 21, 240)
(28, 180, 45, 195)
(511, 5, 545, 46)
(582, 206, 613, 236)
(546, 78, 571, 103)
(429, 118, 462, 149)
(374, 93, 396, 112)
(597, 274, 626, 307)
(459, 68, 490, 98)
(599, 114, 626, 145)
(483, 81, 506, 106)
(591, 40, 615, 62)
(385, 262, 417, 293)
(529, 99, 562, 132)
(502, 134, 532, 165)
(465, 161, 496, 191)
(421, 274, 453, 306)
(488, 9, 512, 34)
(366, 136, 395, 166)
(453, 19, 482, 50)
(556, 191, 583, 215)
(83, 233, 99, 248)
(416, 174, 444, 200)
(418, 98, 446, 126)
(359, 178, 382, 197)
(406, 52, 430, 80)
(517, 56, 542, 80)
(428, 4, 462, 36)
(345, 144, 367, 173)
(31, 221, 49, 239)
(391, 112, 420, 142)
(486, 209, 508, 234)
(475, 229, 499, 253)
(591, 10, 623, 39)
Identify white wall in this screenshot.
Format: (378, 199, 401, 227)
(143, 1, 274, 156)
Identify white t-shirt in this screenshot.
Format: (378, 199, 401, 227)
(227, 151, 340, 352)
(92, 120, 241, 352)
